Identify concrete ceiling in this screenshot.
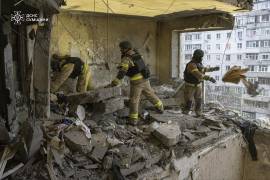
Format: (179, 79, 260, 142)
(61, 0, 246, 17)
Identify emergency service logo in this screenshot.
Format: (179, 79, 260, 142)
(11, 11, 49, 25)
(11, 11, 24, 24)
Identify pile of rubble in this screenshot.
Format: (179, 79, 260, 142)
(1, 85, 250, 180)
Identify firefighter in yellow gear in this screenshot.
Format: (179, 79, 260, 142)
(50, 54, 91, 93)
(183, 49, 219, 116)
(111, 41, 164, 125)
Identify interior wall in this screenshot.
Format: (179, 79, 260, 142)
(50, 12, 157, 88)
(157, 13, 234, 82)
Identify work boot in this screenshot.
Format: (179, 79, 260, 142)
(128, 118, 139, 126)
(155, 101, 164, 114)
(156, 104, 164, 114)
(195, 98, 202, 117)
(183, 100, 192, 115)
(195, 111, 202, 117)
(182, 110, 190, 115)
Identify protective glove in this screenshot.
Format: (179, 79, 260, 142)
(204, 75, 216, 83)
(212, 66, 220, 71)
(209, 77, 216, 83)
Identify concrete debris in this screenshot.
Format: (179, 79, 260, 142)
(118, 145, 134, 168)
(144, 98, 180, 109)
(150, 111, 182, 123)
(145, 152, 163, 168)
(8, 84, 252, 180)
(137, 165, 166, 180)
(132, 146, 148, 163)
(153, 85, 175, 98)
(94, 97, 124, 114)
(120, 162, 146, 176)
(146, 122, 160, 133)
(65, 86, 122, 104)
(64, 128, 92, 154)
(150, 111, 202, 130)
(83, 164, 99, 169)
(107, 137, 124, 147)
(103, 156, 113, 169)
(90, 145, 108, 163)
(115, 107, 129, 118)
(182, 131, 196, 141)
(153, 123, 181, 147)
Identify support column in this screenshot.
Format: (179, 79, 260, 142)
(33, 19, 52, 118)
(0, 21, 17, 131)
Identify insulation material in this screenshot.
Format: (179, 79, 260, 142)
(61, 0, 246, 17)
(222, 66, 249, 84)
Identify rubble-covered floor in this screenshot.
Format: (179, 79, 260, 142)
(1, 84, 256, 180)
(0, 55, 249, 180)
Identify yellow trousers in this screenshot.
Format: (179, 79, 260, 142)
(183, 82, 202, 115)
(129, 79, 162, 119)
(51, 63, 91, 93)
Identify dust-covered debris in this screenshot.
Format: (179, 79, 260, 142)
(3, 84, 256, 180)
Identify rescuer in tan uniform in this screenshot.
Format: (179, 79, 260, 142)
(111, 41, 164, 125)
(50, 54, 91, 93)
(183, 49, 219, 116)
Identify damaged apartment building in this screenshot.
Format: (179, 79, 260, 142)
(0, 0, 270, 180)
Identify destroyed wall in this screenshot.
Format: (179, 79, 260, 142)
(172, 133, 245, 180)
(157, 13, 234, 82)
(50, 12, 157, 88)
(243, 129, 270, 180)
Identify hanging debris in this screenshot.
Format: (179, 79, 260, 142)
(222, 66, 262, 97)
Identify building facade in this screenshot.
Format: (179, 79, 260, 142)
(179, 0, 270, 122)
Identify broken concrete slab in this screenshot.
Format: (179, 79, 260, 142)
(150, 112, 201, 130)
(103, 156, 113, 169)
(191, 131, 220, 147)
(132, 146, 148, 163)
(120, 162, 146, 176)
(65, 86, 122, 104)
(145, 122, 160, 133)
(190, 128, 233, 148)
(83, 164, 99, 170)
(94, 97, 124, 114)
(90, 145, 108, 163)
(91, 132, 108, 147)
(144, 98, 180, 108)
(137, 165, 166, 180)
(153, 124, 181, 147)
(64, 128, 92, 154)
(62, 168, 75, 178)
(182, 131, 196, 141)
(150, 111, 182, 123)
(84, 120, 98, 129)
(162, 98, 181, 107)
(145, 153, 163, 168)
(107, 137, 124, 147)
(75, 169, 90, 179)
(116, 107, 129, 118)
(118, 146, 134, 168)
